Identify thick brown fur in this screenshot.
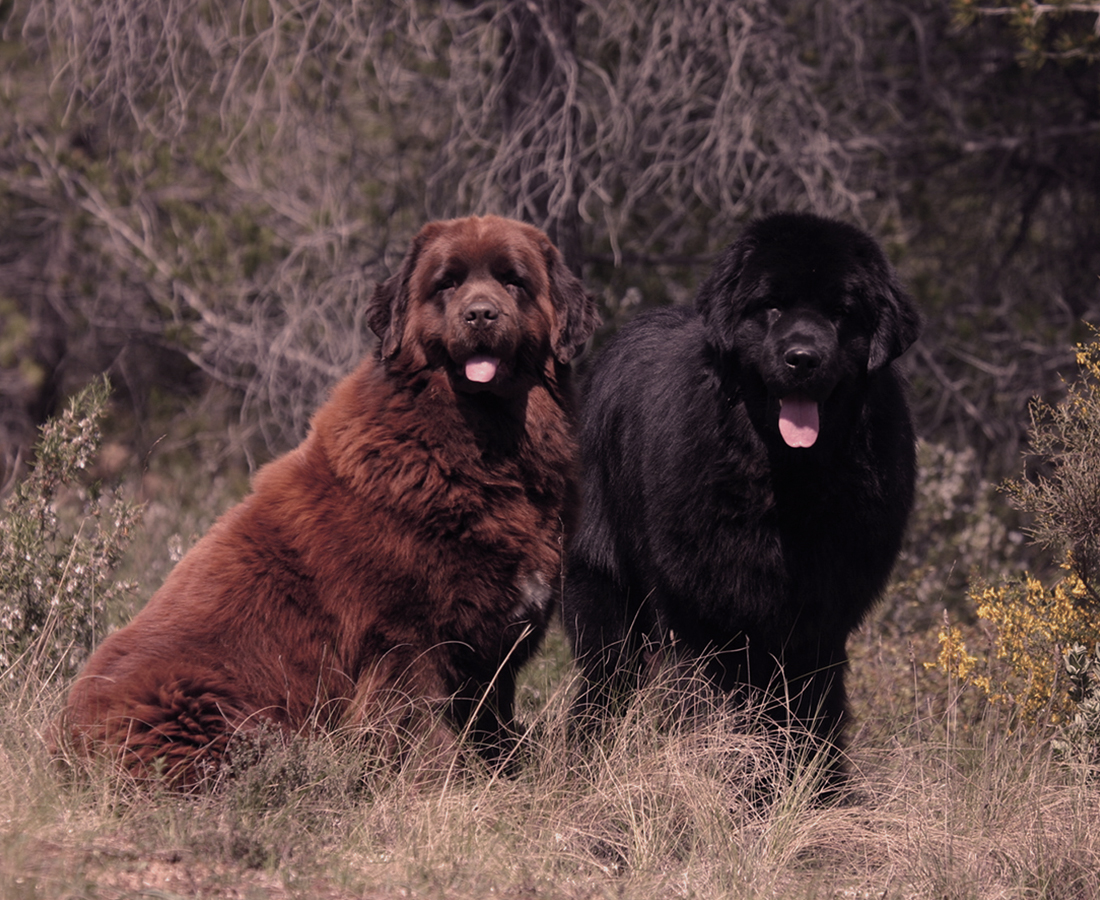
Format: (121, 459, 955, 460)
(61, 216, 600, 786)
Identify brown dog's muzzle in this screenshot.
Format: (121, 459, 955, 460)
(451, 286, 519, 386)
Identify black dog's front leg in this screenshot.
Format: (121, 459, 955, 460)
(562, 559, 653, 737)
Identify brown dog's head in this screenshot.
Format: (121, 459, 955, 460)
(368, 216, 599, 394)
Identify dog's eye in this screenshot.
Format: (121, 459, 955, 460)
(749, 298, 780, 318)
(435, 275, 458, 294)
(834, 298, 859, 321)
(500, 273, 528, 293)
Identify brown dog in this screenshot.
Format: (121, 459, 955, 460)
(62, 216, 600, 785)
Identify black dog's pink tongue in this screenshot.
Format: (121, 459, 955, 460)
(779, 395, 819, 448)
(465, 355, 499, 383)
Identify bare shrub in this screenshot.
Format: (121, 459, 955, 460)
(4, 0, 895, 456)
(432, 0, 880, 264)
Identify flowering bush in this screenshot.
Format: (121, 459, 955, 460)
(931, 332, 1100, 754)
(0, 376, 141, 678)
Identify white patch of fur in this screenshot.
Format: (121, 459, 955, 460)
(512, 573, 552, 621)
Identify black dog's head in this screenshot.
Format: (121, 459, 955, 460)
(695, 213, 920, 449)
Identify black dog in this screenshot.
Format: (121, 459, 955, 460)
(563, 213, 920, 785)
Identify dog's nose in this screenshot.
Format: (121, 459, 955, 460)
(464, 301, 499, 326)
(784, 346, 821, 374)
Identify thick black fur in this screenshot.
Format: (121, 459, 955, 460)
(563, 213, 920, 785)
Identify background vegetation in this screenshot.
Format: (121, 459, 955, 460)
(2, 0, 1100, 896)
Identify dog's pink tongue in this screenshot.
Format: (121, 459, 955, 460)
(779, 395, 820, 448)
(465, 355, 499, 383)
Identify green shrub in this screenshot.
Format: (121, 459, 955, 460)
(1056, 641, 1100, 764)
(0, 376, 141, 679)
(1008, 335, 1100, 600)
(895, 438, 1024, 622)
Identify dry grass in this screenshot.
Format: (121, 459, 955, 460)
(1, 334, 1094, 900)
(4, 621, 1100, 900)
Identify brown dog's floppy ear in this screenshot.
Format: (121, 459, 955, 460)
(545, 243, 601, 364)
(868, 276, 921, 371)
(368, 223, 443, 360)
(367, 274, 405, 360)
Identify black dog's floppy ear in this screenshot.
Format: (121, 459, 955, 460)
(545, 242, 601, 364)
(694, 232, 756, 354)
(368, 223, 444, 360)
(868, 274, 921, 371)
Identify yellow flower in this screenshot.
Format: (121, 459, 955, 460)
(937, 570, 1100, 725)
